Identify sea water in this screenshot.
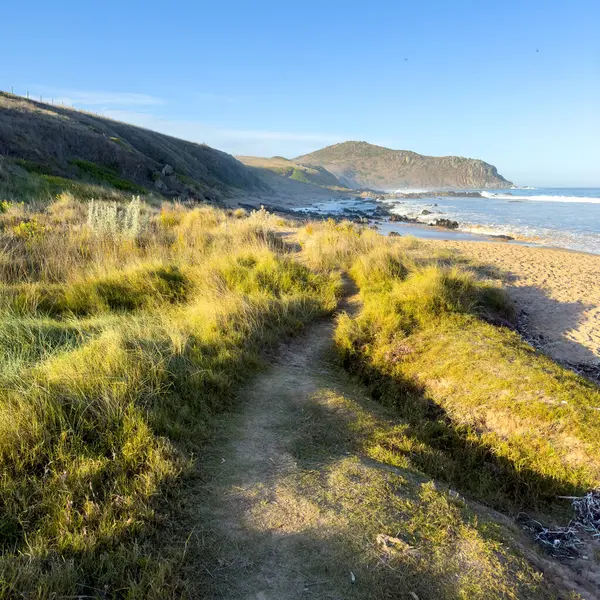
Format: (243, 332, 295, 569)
(295, 188, 600, 254)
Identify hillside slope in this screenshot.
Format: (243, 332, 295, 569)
(236, 155, 344, 188)
(0, 92, 264, 202)
(296, 141, 512, 190)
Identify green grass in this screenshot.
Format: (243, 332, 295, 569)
(304, 221, 600, 513)
(14, 158, 56, 176)
(0, 159, 142, 203)
(271, 422, 552, 599)
(109, 136, 130, 150)
(0, 201, 340, 598)
(71, 159, 147, 194)
(1, 208, 598, 597)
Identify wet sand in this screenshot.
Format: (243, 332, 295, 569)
(429, 240, 600, 368)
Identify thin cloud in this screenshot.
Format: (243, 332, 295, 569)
(102, 109, 344, 156)
(192, 91, 289, 104)
(29, 86, 165, 107)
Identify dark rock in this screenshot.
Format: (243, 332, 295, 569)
(388, 231, 401, 237)
(430, 218, 459, 229)
(389, 214, 413, 222)
(421, 209, 432, 215)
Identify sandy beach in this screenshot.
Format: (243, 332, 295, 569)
(430, 240, 600, 369)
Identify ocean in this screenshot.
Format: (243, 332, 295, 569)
(295, 188, 600, 254)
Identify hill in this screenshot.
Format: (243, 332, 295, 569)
(236, 155, 344, 188)
(295, 141, 512, 190)
(0, 92, 264, 202)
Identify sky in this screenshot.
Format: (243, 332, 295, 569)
(1, 0, 599, 186)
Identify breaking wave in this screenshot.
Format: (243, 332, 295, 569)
(481, 191, 600, 204)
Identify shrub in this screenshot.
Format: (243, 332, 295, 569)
(87, 196, 145, 238)
(71, 159, 146, 194)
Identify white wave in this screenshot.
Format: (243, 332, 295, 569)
(481, 191, 600, 204)
(458, 223, 600, 254)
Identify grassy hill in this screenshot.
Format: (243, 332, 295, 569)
(0, 92, 264, 203)
(296, 141, 513, 190)
(236, 155, 344, 188)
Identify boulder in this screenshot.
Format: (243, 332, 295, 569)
(162, 164, 174, 176)
(389, 214, 412, 222)
(430, 218, 459, 229)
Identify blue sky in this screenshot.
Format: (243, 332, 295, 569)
(1, 0, 598, 186)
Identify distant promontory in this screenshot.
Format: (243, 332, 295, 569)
(295, 141, 512, 190)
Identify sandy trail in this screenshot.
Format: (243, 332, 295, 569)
(194, 274, 372, 598)
(195, 313, 371, 599)
(188, 289, 597, 599)
(430, 240, 600, 369)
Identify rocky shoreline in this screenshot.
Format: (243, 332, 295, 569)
(238, 198, 467, 233)
(238, 193, 515, 240)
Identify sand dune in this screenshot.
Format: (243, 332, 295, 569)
(431, 241, 600, 368)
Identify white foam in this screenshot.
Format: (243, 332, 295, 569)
(481, 191, 600, 204)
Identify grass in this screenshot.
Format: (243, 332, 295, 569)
(0, 158, 141, 203)
(278, 389, 555, 600)
(1, 204, 598, 597)
(71, 159, 147, 194)
(297, 221, 600, 513)
(0, 199, 340, 598)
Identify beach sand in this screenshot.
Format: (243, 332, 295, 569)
(429, 240, 600, 369)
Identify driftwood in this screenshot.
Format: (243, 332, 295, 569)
(518, 491, 600, 559)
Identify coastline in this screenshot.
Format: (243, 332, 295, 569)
(273, 201, 600, 374)
(239, 187, 599, 256)
(236, 194, 600, 374)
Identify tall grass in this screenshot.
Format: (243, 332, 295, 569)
(3, 208, 599, 597)
(308, 219, 600, 513)
(0, 199, 340, 598)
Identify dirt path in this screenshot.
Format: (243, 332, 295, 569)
(195, 304, 371, 599)
(188, 294, 595, 600)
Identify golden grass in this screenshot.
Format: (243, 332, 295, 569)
(0, 200, 340, 598)
(1, 207, 598, 597)
(296, 219, 600, 513)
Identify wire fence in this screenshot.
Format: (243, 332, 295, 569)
(3, 87, 104, 117)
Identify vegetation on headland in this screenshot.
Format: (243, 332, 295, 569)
(236, 155, 345, 189)
(0, 192, 598, 597)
